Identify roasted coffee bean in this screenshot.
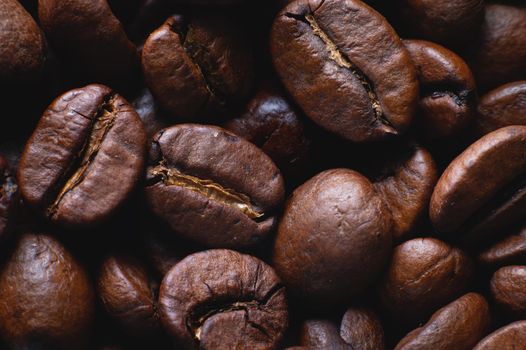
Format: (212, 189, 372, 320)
(159, 249, 288, 350)
(0, 232, 95, 349)
(273, 169, 392, 304)
(38, 0, 139, 86)
(404, 39, 477, 140)
(0, 0, 46, 84)
(467, 3, 526, 92)
(223, 84, 310, 178)
(477, 81, 526, 135)
(339, 307, 385, 350)
(18, 84, 147, 229)
(479, 224, 526, 267)
(474, 320, 526, 350)
(397, 0, 483, 46)
(379, 238, 472, 325)
(395, 293, 490, 350)
(0, 155, 19, 243)
(98, 253, 160, 336)
(300, 320, 351, 350)
(145, 124, 284, 248)
(430, 125, 526, 241)
(142, 14, 254, 120)
(296, 307, 384, 350)
(490, 265, 526, 319)
(369, 144, 437, 241)
(271, 0, 418, 142)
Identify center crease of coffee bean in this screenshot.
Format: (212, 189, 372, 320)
(148, 160, 263, 219)
(302, 14, 387, 126)
(47, 94, 118, 217)
(462, 172, 526, 234)
(186, 282, 283, 342)
(169, 22, 228, 107)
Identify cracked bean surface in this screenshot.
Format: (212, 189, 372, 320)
(159, 249, 288, 350)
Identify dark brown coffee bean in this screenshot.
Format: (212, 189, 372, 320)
(145, 124, 284, 248)
(370, 144, 437, 241)
(397, 0, 483, 46)
(379, 238, 472, 325)
(98, 253, 159, 336)
(0, 155, 19, 243)
(474, 320, 526, 350)
(340, 307, 385, 350)
(0, 0, 46, 84)
(142, 14, 254, 120)
(271, 0, 418, 142)
(467, 3, 526, 92)
(159, 249, 288, 350)
(223, 84, 310, 178)
(0, 232, 95, 349)
(403, 39, 477, 140)
(477, 81, 526, 135)
(301, 320, 350, 350)
(38, 0, 138, 86)
(430, 126, 526, 240)
(18, 84, 147, 229)
(479, 224, 526, 267)
(273, 169, 392, 304)
(490, 265, 526, 319)
(395, 293, 490, 350)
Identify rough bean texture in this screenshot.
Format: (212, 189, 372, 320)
(159, 249, 288, 350)
(0, 232, 95, 349)
(146, 124, 284, 248)
(271, 0, 418, 142)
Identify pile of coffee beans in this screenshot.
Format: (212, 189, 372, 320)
(0, 0, 525, 349)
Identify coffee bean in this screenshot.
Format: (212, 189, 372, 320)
(490, 265, 526, 319)
(479, 224, 526, 267)
(474, 320, 526, 350)
(18, 84, 147, 229)
(379, 238, 472, 325)
(223, 84, 310, 179)
(404, 39, 477, 140)
(271, 0, 418, 142)
(273, 169, 392, 304)
(467, 3, 526, 92)
(395, 293, 490, 350)
(142, 14, 254, 120)
(430, 125, 526, 241)
(369, 144, 437, 241)
(159, 249, 288, 350)
(0, 232, 95, 349)
(301, 320, 351, 350)
(0, 0, 46, 84)
(340, 307, 385, 350)
(38, 0, 139, 86)
(98, 253, 160, 336)
(477, 80, 526, 135)
(0, 155, 19, 243)
(397, 0, 483, 46)
(145, 124, 284, 248)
